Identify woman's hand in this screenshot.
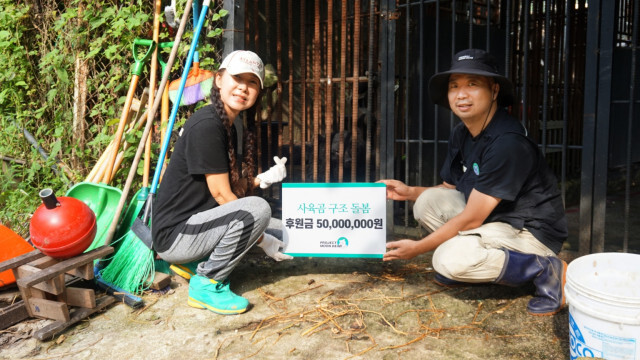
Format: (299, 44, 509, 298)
(257, 156, 287, 188)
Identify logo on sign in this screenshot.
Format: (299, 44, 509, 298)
(337, 237, 349, 247)
(319, 237, 349, 248)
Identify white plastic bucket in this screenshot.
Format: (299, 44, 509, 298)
(565, 252, 640, 360)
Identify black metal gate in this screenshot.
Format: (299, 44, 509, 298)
(224, 0, 640, 255)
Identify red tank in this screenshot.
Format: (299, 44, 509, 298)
(29, 189, 97, 259)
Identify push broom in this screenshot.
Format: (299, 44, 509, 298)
(93, 0, 193, 299)
(99, 0, 213, 294)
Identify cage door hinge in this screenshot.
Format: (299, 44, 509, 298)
(381, 11, 400, 20)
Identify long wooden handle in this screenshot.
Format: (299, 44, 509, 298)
(144, 0, 162, 188)
(86, 141, 113, 182)
(103, 0, 193, 247)
(102, 74, 140, 184)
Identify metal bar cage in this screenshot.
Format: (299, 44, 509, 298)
(238, 0, 640, 254)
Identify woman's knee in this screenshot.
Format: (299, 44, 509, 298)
(241, 197, 271, 233)
(244, 196, 271, 219)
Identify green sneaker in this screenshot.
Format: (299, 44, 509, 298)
(187, 275, 249, 315)
(169, 261, 200, 280)
(154, 259, 173, 275)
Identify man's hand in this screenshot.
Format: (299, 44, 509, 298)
(377, 179, 413, 201)
(382, 239, 422, 261)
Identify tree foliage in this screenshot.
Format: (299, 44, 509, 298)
(0, 0, 227, 236)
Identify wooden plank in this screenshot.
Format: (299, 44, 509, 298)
(0, 300, 29, 330)
(16, 265, 65, 295)
(65, 263, 94, 280)
(17, 284, 33, 317)
(27, 287, 47, 300)
(33, 295, 115, 341)
(0, 250, 44, 273)
(65, 287, 96, 308)
(28, 298, 70, 322)
(17, 246, 113, 288)
(16, 277, 42, 317)
(149, 272, 171, 290)
(27, 256, 59, 269)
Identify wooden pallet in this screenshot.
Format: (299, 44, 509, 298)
(0, 246, 115, 341)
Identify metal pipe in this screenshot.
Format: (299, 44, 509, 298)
(451, 0, 456, 130)
(313, 0, 321, 181)
(277, 0, 283, 162)
(418, 0, 424, 187)
(300, 0, 307, 181)
(404, 0, 411, 226)
(522, 0, 530, 127)
(468, 0, 473, 48)
(351, 0, 361, 182)
(266, 0, 273, 184)
(365, 0, 374, 182)
(326, 0, 334, 182)
(505, 0, 511, 78)
(561, 0, 571, 205)
(252, 0, 262, 174)
(541, 0, 550, 154)
(434, 0, 440, 185)
(338, 0, 347, 182)
(624, 0, 639, 252)
(486, 0, 490, 52)
(288, 0, 294, 178)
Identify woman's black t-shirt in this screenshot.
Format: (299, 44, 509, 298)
(152, 105, 236, 252)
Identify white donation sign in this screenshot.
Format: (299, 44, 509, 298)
(282, 183, 386, 258)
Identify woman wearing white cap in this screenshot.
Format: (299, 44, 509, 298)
(152, 50, 292, 315)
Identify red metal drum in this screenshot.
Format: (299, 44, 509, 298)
(29, 189, 97, 259)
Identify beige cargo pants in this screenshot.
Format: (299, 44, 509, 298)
(413, 187, 556, 283)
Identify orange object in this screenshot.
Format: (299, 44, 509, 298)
(0, 225, 34, 287)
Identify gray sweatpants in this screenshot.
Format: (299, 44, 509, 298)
(157, 196, 274, 281)
(413, 187, 555, 283)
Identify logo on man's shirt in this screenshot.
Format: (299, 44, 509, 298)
(473, 163, 480, 175)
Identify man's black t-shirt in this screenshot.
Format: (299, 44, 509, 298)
(440, 109, 568, 253)
(152, 105, 236, 252)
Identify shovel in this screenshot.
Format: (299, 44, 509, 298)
(115, 1, 163, 241)
(99, 0, 212, 294)
(66, 38, 156, 252)
(158, 40, 174, 161)
(90, 1, 192, 305)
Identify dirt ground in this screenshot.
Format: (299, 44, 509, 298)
(0, 245, 573, 360)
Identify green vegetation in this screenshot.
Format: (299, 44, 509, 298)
(0, 0, 227, 237)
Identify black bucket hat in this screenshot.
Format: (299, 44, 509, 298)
(428, 49, 515, 109)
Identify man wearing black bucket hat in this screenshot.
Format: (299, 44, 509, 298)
(379, 49, 568, 316)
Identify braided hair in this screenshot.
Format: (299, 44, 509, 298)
(209, 70, 258, 198)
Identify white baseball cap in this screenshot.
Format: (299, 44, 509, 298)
(219, 50, 265, 88)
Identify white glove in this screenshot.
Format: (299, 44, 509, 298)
(257, 233, 293, 261)
(256, 156, 287, 189)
